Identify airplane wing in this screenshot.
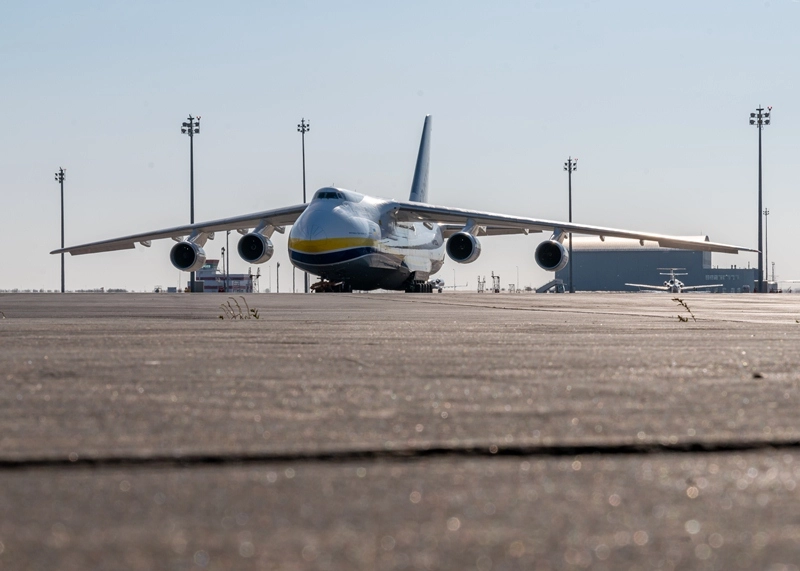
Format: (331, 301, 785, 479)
(439, 224, 528, 238)
(624, 283, 670, 291)
(680, 284, 724, 291)
(51, 204, 307, 256)
(393, 201, 756, 254)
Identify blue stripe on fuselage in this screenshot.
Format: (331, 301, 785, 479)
(289, 247, 378, 266)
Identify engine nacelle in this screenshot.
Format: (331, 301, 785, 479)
(535, 240, 569, 272)
(237, 233, 274, 264)
(446, 232, 482, 263)
(170, 241, 207, 272)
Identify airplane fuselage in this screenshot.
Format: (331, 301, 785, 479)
(287, 188, 445, 290)
(665, 279, 684, 293)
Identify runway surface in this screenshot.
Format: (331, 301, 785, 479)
(2, 292, 800, 570)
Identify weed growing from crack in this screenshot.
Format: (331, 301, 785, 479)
(219, 296, 260, 320)
(672, 297, 696, 322)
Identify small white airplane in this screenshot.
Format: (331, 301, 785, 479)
(428, 278, 469, 292)
(626, 268, 724, 294)
(53, 116, 756, 292)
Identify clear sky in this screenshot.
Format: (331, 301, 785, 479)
(1, 1, 797, 292)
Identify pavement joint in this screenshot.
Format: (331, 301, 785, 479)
(3, 438, 800, 471)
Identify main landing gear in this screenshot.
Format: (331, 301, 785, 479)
(310, 279, 353, 293)
(405, 280, 440, 293)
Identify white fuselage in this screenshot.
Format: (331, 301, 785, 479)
(287, 188, 445, 290)
(664, 279, 684, 294)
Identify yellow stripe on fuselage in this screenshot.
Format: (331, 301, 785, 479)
(288, 237, 377, 253)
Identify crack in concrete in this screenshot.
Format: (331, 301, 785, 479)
(2, 439, 797, 471)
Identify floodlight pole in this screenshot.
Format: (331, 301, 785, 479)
(181, 114, 201, 290)
(749, 106, 770, 293)
(54, 167, 66, 293)
(226, 230, 230, 292)
(763, 208, 769, 287)
(221, 247, 226, 292)
(564, 157, 578, 293)
(298, 118, 311, 293)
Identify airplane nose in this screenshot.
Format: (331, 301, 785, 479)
(290, 207, 330, 242)
(288, 205, 378, 267)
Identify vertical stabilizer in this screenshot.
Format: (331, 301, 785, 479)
(409, 115, 432, 203)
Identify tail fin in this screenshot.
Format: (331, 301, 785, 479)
(409, 115, 432, 203)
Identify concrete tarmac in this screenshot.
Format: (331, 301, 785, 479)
(2, 292, 800, 570)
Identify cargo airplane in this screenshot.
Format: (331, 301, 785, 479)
(53, 116, 756, 292)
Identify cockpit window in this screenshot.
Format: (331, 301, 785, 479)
(314, 190, 345, 200)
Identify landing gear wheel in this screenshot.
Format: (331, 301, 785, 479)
(311, 280, 353, 293)
(405, 280, 434, 293)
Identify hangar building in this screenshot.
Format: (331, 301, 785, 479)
(553, 236, 757, 293)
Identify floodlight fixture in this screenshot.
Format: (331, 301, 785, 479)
(297, 118, 310, 135)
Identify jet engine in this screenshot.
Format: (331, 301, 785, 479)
(237, 233, 274, 264)
(535, 240, 569, 272)
(446, 232, 481, 263)
(170, 241, 206, 272)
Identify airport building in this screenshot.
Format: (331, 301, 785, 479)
(554, 236, 757, 293)
(191, 259, 258, 293)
